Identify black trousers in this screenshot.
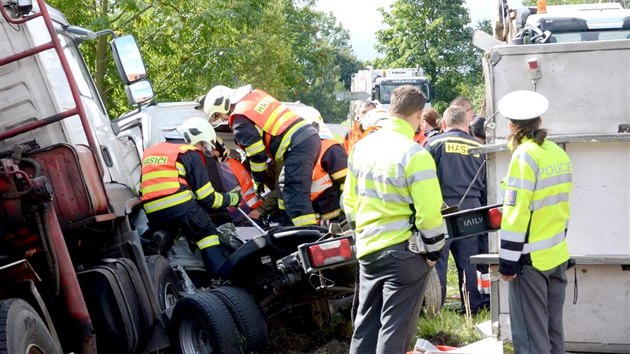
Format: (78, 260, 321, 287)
(281, 133, 321, 225)
(148, 202, 226, 276)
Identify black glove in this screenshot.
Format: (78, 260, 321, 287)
(229, 191, 242, 207)
(425, 250, 442, 262)
(499, 260, 520, 276)
(256, 182, 266, 196)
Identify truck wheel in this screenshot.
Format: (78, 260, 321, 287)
(210, 286, 268, 351)
(170, 291, 242, 354)
(146, 255, 181, 311)
(422, 268, 443, 316)
(0, 298, 61, 354)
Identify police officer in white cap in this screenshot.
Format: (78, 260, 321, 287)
(497, 90, 573, 354)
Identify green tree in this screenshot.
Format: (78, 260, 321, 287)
(282, 3, 362, 122)
(49, 0, 361, 121)
(375, 0, 481, 111)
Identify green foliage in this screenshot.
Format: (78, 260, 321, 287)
(417, 308, 489, 347)
(419, 254, 517, 352)
(48, 0, 361, 121)
(375, 0, 484, 111)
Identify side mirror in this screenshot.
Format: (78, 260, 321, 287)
(110, 35, 147, 85)
(126, 79, 154, 106)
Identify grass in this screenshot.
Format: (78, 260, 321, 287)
(414, 254, 506, 351)
(266, 254, 517, 353)
(415, 255, 517, 353)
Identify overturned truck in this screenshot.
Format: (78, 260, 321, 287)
(469, 2, 630, 353)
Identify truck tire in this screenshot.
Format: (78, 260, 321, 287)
(146, 255, 181, 311)
(422, 268, 443, 316)
(210, 286, 268, 351)
(170, 291, 242, 354)
(0, 298, 61, 354)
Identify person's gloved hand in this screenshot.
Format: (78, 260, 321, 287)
(499, 260, 520, 278)
(229, 191, 242, 207)
(424, 251, 441, 267)
(255, 182, 266, 196)
(425, 250, 441, 262)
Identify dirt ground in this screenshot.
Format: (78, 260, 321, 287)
(263, 314, 353, 354)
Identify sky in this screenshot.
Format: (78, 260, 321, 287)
(315, 0, 506, 61)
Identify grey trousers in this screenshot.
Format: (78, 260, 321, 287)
(509, 262, 568, 354)
(350, 242, 431, 354)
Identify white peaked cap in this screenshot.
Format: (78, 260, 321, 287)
(498, 90, 549, 120)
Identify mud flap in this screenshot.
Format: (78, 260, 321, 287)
(77, 258, 153, 353)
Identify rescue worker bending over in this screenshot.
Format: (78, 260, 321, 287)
(140, 117, 241, 278)
(203, 85, 321, 226)
(295, 106, 348, 223)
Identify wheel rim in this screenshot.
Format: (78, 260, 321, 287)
(25, 344, 45, 354)
(179, 315, 214, 353)
(163, 282, 179, 309)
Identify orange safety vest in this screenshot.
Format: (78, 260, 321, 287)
(360, 125, 381, 139)
(414, 129, 427, 145)
(229, 90, 299, 137)
(343, 121, 362, 153)
(223, 158, 262, 209)
(311, 139, 339, 201)
(140, 143, 198, 202)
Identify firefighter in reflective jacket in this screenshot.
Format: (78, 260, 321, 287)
(498, 90, 572, 354)
(140, 117, 241, 278)
(221, 157, 262, 211)
(424, 106, 488, 315)
(344, 86, 446, 353)
(295, 106, 348, 223)
(204, 85, 320, 226)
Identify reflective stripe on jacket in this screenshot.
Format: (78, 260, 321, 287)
(311, 139, 339, 201)
(229, 89, 299, 137)
(500, 138, 572, 271)
(222, 158, 262, 209)
(140, 143, 198, 202)
(229, 90, 308, 164)
(342, 117, 446, 258)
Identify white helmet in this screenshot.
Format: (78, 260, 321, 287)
(294, 105, 333, 140)
(295, 106, 323, 125)
(203, 85, 235, 117)
(161, 126, 183, 140)
(361, 108, 389, 130)
(177, 117, 217, 150)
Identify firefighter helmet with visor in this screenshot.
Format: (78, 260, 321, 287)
(177, 117, 217, 151)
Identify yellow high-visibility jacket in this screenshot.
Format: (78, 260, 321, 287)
(343, 117, 446, 259)
(500, 138, 572, 271)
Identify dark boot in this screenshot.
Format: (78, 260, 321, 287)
(200, 246, 227, 278)
(144, 229, 174, 256)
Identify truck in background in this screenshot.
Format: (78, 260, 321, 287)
(349, 67, 433, 118)
(468, 1, 630, 352)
